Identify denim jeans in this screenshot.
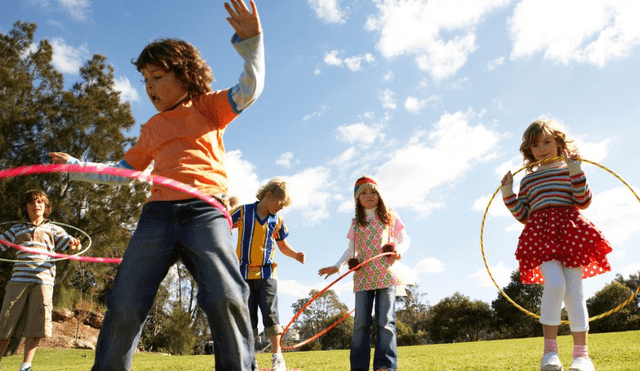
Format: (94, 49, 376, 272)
(246, 278, 282, 337)
(91, 199, 256, 371)
(351, 286, 397, 371)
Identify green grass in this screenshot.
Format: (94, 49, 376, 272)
(2, 330, 638, 370)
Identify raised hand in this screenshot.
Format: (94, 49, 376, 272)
(49, 152, 71, 164)
(501, 171, 513, 188)
(225, 0, 261, 40)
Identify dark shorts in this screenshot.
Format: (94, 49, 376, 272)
(246, 278, 282, 337)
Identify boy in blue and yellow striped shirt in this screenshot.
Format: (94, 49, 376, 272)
(231, 178, 305, 371)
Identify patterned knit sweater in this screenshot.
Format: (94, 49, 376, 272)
(503, 163, 591, 223)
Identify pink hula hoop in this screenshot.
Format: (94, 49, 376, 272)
(0, 164, 232, 263)
(280, 252, 394, 350)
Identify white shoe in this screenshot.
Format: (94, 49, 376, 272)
(569, 357, 594, 371)
(271, 353, 286, 371)
(541, 352, 564, 371)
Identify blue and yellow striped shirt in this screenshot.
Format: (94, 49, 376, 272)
(232, 202, 289, 280)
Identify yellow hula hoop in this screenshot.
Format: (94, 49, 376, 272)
(480, 157, 640, 324)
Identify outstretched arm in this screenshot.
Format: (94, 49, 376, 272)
(276, 239, 305, 264)
(49, 152, 135, 185)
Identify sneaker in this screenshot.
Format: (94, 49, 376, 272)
(569, 357, 594, 371)
(541, 352, 563, 371)
(271, 353, 286, 371)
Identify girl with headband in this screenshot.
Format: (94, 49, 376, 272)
(319, 175, 410, 371)
(501, 119, 612, 371)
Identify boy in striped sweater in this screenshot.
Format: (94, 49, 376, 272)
(0, 190, 80, 371)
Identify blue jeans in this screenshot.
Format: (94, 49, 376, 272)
(91, 199, 256, 371)
(246, 278, 282, 337)
(351, 287, 397, 371)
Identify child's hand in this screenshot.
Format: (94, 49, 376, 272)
(49, 152, 71, 164)
(318, 266, 338, 279)
(296, 252, 305, 264)
(562, 149, 581, 163)
(563, 149, 583, 173)
(500, 171, 514, 196)
(69, 237, 81, 251)
(500, 171, 513, 187)
(225, 0, 261, 40)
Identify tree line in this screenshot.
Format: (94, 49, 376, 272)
(288, 271, 640, 350)
(1, 21, 639, 356)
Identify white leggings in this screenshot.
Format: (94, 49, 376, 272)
(539, 260, 589, 332)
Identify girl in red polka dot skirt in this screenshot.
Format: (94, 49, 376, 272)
(501, 119, 612, 371)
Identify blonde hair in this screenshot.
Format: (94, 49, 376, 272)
(520, 119, 578, 170)
(256, 178, 291, 207)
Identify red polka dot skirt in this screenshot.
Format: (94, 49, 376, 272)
(516, 206, 612, 284)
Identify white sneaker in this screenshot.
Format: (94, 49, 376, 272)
(541, 352, 564, 371)
(271, 353, 286, 371)
(569, 357, 594, 371)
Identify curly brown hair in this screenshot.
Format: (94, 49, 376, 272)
(520, 119, 578, 170)
(133, 38, 214, 99)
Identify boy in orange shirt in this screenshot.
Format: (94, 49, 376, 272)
(50, 1, 264, 370)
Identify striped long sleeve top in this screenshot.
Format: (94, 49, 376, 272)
(0, 221, 72, 285)
(502, 163, 591, 223)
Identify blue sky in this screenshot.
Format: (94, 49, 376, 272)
(3, 0, 640, 328)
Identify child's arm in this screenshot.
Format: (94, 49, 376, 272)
(500, 171, 529, 223)
(49, 152, 137, 185)
(564, 150, 592, 208)
(225, 0, 264, 112)
(276, 239, 305, 264)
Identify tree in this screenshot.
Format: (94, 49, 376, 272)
(491, 270, 546, 339)
(290, 289, 351, 350)
(0, 21, 146, 311)
(587, 273, 640, 333)
(427, 292, 493, 343)
(396, 284, 430, 345)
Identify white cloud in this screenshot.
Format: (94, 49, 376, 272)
(302, 105, 329, 121)
(366, 0, 510, 80)
(509, 0, 640, 67)
(225, 150, 261, 204)
(375, 110, 502, 216)
(486, 56, 505, 70)
(59, 0, 91, 22)
(404, 95, 438, 114)
(278, 279, 315, 298)
(620, 263, 640, 278)
(336, 122, 385, 145)
(574, 137, 612, 163)
(282, 167, 336, 225)
(470, 261, 513, 289)
(276, 152, 299, 168)
(113, 76, 140, 103)
(329, 146, 357, 167)
(414, 257, 445, 274)
(379, 88, 397, 110)
(307, 0, 348, 24)
(582, 186, 640, 245)
(323, 50, 375, 71)
(50, 37, 90, 74)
